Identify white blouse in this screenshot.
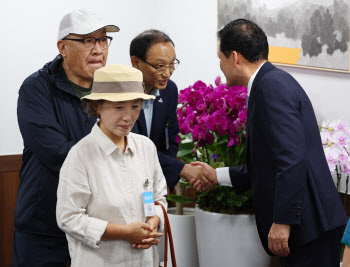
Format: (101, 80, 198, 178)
(56, 123, 168, 267)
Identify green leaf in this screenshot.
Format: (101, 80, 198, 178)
(180, 180, 191, 188)
(177, 149, 194, 158)
(216, 161, 226, 168)
(179, 141, 194, 150)
(235, 196, 248, 207)
(167, 195, 197, 204)
(179, 133, 193, 142)
(216, 193, 224, 202)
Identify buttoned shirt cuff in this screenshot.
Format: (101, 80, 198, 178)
(216, 167, 233, 187)
(84, 217, 109, 248)
(155, 206, 165, 232)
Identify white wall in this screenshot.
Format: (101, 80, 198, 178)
(1, 0, 350, 155)
(0, 0, 164, 155)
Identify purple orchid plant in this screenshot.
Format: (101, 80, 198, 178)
(320, 120, 350, 192)
(176, 76, 247, 168)
(171, 77, 253, 214)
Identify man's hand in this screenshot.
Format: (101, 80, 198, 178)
(268, 223, 291, 257)
(180, 164, 204, 181)
(189, 162, 217, 192)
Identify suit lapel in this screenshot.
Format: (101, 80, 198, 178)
(150, 91, 165, 140)
(135, 109, 147, 136)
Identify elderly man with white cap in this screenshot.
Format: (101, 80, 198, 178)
(14, 9, 119, 266)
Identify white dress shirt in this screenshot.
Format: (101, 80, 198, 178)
(56, 123, 167, 267)
(217, 62, 266, 187)
(143, 88, 160, 137)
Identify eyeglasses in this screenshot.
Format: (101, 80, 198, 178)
(141, 58, 180, 74)
(62, 36, 113, 50)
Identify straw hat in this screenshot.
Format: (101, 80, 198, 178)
(82, 65, 155, 101)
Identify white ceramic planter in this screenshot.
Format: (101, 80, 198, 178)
(195, 207, 270, 267)
(158, 207, 199, 267)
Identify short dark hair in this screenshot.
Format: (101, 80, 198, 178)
(218, 19, 268, 63)
(130, 29, 175, 60)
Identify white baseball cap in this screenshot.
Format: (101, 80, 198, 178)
(57, 9, 119, 41)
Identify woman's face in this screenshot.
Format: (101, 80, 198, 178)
(96, 99, 142, 144)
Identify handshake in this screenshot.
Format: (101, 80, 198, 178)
(180, 162, 218, 192)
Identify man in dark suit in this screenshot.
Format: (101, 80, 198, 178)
(192, 19, 347, 266)
(130, 30, 203, 192)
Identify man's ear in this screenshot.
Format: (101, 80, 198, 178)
(231, 51, 239, 66)
(130, 56, 140, 69)
(57, 40, 67, 58)
(232, 51, 245, 70)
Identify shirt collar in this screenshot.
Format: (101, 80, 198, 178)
(247, 62, 266, 96)
(151, 88, 160, 97)
(144, 88, 160, 108)
(144, 88, 160, 106)
(91, 123, 136, 156)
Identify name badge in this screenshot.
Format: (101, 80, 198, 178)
(143, 191, 156, 217)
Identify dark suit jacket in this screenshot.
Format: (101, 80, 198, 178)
(132, 80, 185, 191)
(229, 62, 347, 254)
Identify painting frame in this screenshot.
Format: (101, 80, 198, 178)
(217, 0, 350, 73)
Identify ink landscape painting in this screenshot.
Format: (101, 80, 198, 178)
(219, 0, 350, 72)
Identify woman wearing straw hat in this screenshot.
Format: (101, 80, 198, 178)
(56, 64, 167, 267)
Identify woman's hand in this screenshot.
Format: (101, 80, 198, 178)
(126, 221, 163, 248)
(146, 215, 161, 232)
(132, 216, 162, 249)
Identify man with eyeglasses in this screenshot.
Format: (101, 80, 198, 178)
(14, 9, 119, 266)
(130, 30, 204, 194)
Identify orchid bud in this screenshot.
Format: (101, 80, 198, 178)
(215, 76, 221, 86)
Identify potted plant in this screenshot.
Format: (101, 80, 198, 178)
(168, 77, 270, 267)
(320, 120, 350, 192)
(320, 120, 350, 265)
(320, 120, 350, 211)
